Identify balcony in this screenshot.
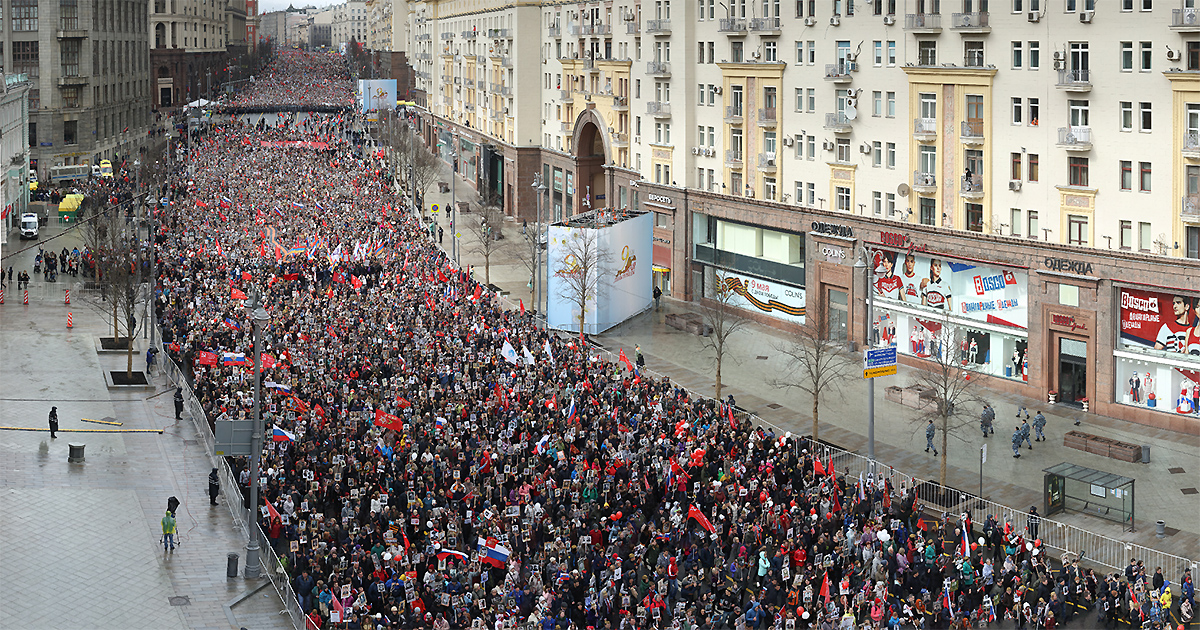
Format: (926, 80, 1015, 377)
(758, 107, 777, 127)
(548, 25, 562, 37)
(961, 120, 984, 145)
(913, 118, 937, 142)
(950, 11, 990, 33)
(561, 121, 572, 133)
(465, 79, 476, 88)
(453, 76, 462, 85)
(487, 28, 511, 38)
(757, 152, 778, 171)
(824, 62, 855, 83)
(627, 22, 640, 34)
(416, 33, 432, 41)
(579, 24, 594, 35)
(1184, 132, 1200, 159)
(465, 103, 476, 112)
(1183, 194, 1200, 223)
(560, 89, 573, 101)
(724, 106, 744, 123)
(57, 19, 88, 38)
(441, 32, 454, 40)
(568, 24, 581, 35)
(647, 101, 671, 117)
(612, 132, 629, 147)
(612, 95, 629, 110)
(461, 30, 477, 39)
(905, 13, 942, 32)
(824, 112, 853, 133)
(1172, 8, 1200, 31)
(912, 171, 937, 194)
(749, 17, 781, 33)
(718, 18, 748, 34)
(593, 24, 611, 35)
(647, 61, 671, 76)
(960, 174, 984, 200)
(1056, 126, 1093, 151)
(1055, 68, 1091, 92)
(57, 75, 89, 87)
(501, 56, 512, 68)
(645, 19, 671, 34)
(725, 150, 744, 165)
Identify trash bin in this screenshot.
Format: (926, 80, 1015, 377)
(227, 553, 240, 577)
(1142, 445, 1151, 464)
(1156, 520, 1166, 539)
(68, 443, 86, 463)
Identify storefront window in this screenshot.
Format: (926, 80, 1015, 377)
(1115, 287, 1200, 415)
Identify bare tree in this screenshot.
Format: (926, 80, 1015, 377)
(909, 314, 989, 491)
(409, 143, 442, 216)
(551, 228, 612, 334)
(770, 299, 856, 444)
(699, 274, 754, 399)
(463, 194, 506, 286)
(81, 203, 144, 377)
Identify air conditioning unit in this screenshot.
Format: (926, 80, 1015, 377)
(746, 189, 756, 198)
(713, 86, 723, 94)
(634, 135, 641, 143)
(823, 140, 834, 151)
(1168, 49, 1182, 61)
(804, 16, 817, 26)
(859, 142, 871, 154)
(782, 136, 795, 147)
(1027, 11, 1040, 21)
(766, 158, 776, 166)
(692, 147, 701, 155)
(1009, 180, 1022, 191)
(1079, 10, 1093, 22)
(706, 147, 716, 156)
(883, 15, 895, 25)
(1053, 51, 1064, 61)
(830, 15, 841, 25)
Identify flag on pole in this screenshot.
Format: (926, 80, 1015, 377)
(231, 287, 248, 300)
(813, 456, 826, 476)
(618, 349, 634, 372)
(500, 340, 519, 365)
(374, 409, 404, 432)
(272, 425, 296, 442)
(477, 538, 510, 567)
(522, 345, 536, 365)
(565, 398, 576, 423)
(543, 339, 555, 364)
(195, 351, 218, 366)
(220, 352, 247, 366)
(820, 571, 831, 603)
(519, 299, 525, 314)
(687, 504, 717, 533)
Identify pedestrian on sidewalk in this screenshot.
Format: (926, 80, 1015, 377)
(48, 406, 59, 438)
(1033, 411, 1046, 441)
(980, 404, 995, 437)
(1020, 418, 1033, 449)
(208, 468, 220, 505)
(438, 225, 444, 244)
(161, 509, 177, 551)
(1011, 426, 1022, 458)
(1016, 404, 1029, 419)
(925, 419, 938, 455)
(653, 285, 662, 311)
(635, 344, 645, 369)
(174, 388, 184, 420)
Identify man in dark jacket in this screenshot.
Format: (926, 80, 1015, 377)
(208, 468, 220, 505)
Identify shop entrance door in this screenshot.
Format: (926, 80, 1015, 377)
(1058, 337, 1087, 406)
(827, 288, 848, 344)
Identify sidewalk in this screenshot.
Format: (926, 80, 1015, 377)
(429, 180, 1200, 563)
(0, 229, 291, 630)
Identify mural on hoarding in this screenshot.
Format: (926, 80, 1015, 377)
(872, 250, 1027, 329)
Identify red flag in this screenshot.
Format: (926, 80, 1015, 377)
(826, 453, 835, 477)
(259, 353, 276, 370)
(472, 285, 482, 301)
(351, 275, 364, 289)
(437, 270, 448, 283)
(687, 505, 717, 533)
(396, 397, 412, 409)
(519, 299, 525, 314)
(331, 590, 345, 620)
(916, 517, 928, 531)
(546, 394, 558, 411)
(374, 409, 404, 432)
(241, 271, 252, 281)
(813, 457, 826, 476)
(196, 200, 208, 208)
(265, 498, 281, 523)
(830, 480, 842, 514)
(195, 351, 218, 366)
(618, 349, 634, 371)
(231, 287, 248, 300)
(283, 273, 300, 281)
(820, 571, 831, 603)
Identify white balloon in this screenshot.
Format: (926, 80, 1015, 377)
(877, 531, 891, 542)
(383, 552, 392, 561)
(978, 537, 985, 546)
(1026, 542, 1034, 552)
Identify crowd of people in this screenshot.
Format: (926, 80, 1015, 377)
(228, 50, 356, 109)
(152, 56, 1196, 630)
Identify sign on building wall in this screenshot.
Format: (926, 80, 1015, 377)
(871, 250, 1028, 330)
(716, 269, 806, 325)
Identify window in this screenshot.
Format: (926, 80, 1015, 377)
(886, 193, 896, 217)
(61, 0, 78, 29)
(764, 177, 777, 201)
(886, 142, 896, 168)
(731, 41, 743, 62)
(1012, 97, 1023, 125)
(1028, 154, 1039, 181)
(918, 41, 937, 65)
(795, 181, 805, 203)
(918, 145, 937, 175)
(61, 86, 79, 108)
(795, 88, 804, 111)
(1140, 102, 1152, 131)
(1028, 98, 1039, 126)
(1069, 157, 1089, 187)
(12, 0, 38, 30)
(874, 41, 883, 66)
(1119, 160, 1132, 190)
(1028, 41, 1040, 69)
(872, 91, 882, 116)
(835, 138, 850, 162)
(1120, 42, 1133, 71)
(796, 41, 805, 64)
(887, 41, 896, 66)
(835, 186, 851, 212)
(61, 40, 81, 77)
(1028, 210, 1039, 239)
(1068, 215, 1088, 245)
(1120, 0, 1132, 9)
(795, 135, 805, 158)
(1011, 152, 1023, 180)
(919, 92, 936, 119)
(808, 41, 816, 64)
(1190, 41, 1200, 72)
(807, 134, 816, 159)
(1120, 101, 1133, 131)
(1013, 0, 1022, 10)
(919, 198, 937, 226)
(64, 120, 77, 145)
(13, 41, 39, 78)
(1120, 221, 1133, 249)
(708, 42, 716, 63)
(1141, 0, 1151, 10)
(886, 91, 896, 117)
(873, 141, 882, 166)
(1139, 162, 1151, 191)
(1140, 41, 1152, 71)
(764, 41, 778, 62)
(1012, 41, 1023, 68)
(654, 122, 671, 144)
(1011, 209, 1022, 237)
(964, 41, 984, 67)
(806, 182, 816, 205)
(807, 88, 816, 112)
(873, 191, 883, 215)
(1139, 222, 1152, 251)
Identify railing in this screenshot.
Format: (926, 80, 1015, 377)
(416, 33, 431, 41)
(1056, 68, 1091, 87)
(961, 120, 983, 140)
(561, 121, 572, 132)
(593, 23, 612, 35)
(1057, 126, 1092, 146)
(612, 95, 628, 108)
(824, 111, 852, 128)
(757, 152, 778, 168)
(1185, 132, 1200, 153)
(612, 132, 629, 145)
(1173, 7, 1199, 27)
(725, 149, 743, 164)
(626, 22, 640, 34)
(646, 101, 671, 116)
(465, 79, 475, 88)
(487, 28, 510, 38)
(905, 13, 942, 29)
(758, 107, 777, 124)
(960, 174, 983, 194)
(913, 170, 937, 187)
(461, 30, 477, 38)
(725, 105, 744, 121)
(580, 24, 594, 35)
(950, 11, 988, 28)
(718, 18, 747, 32)
(500, 56, 512, 67)
(1184, 194, 1200, 221)
(645, 19, 671, 33)
(548, 25, 561, 37)
(59, 16, 80, 29)
(749, 16, 781, 31)
(824, 61, 854, 79)
(568, 24, 581, 35)
(440, 32, 454, 40)
(914, 117, 938, 136)
(647, 61, 671, 75)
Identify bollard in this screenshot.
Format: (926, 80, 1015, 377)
(227, 553, 240, 578)
(1142, 445, 1151, 464)
(64, 288, 70, 305)
(67, 443, 86, 463)
(1156, 520, 1166, 539)
(23, 289, 29, 305)
(0, 288, 4, 303)
(66, 312, 73, 328)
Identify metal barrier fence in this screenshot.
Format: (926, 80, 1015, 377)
(159, 351, 304, 630)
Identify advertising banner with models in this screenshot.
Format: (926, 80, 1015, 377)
(1115, 287, 1200, 415)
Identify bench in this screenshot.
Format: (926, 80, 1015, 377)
(665, 312, 712, 337)
(1063, 430, 1142, 463)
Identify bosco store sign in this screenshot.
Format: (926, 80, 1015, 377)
(871, 250, 1028, 329)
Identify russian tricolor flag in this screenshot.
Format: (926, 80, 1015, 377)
(221, 352, 247, 366)
(477, 538, 510, 567)
(436, 549, 469, 562)
(271, 425, 296, 442)
(533, 435, 550, 455)
(435, 417, 447, 430)
(565, 398, 576, 423)
(265, 382, 292, 394)
(219, 196, 233, 209)
(223, 317, 241, 331)
(274, 207, 285, 218)
(291, 201, 305, 208)
(961, 525, 971, 557)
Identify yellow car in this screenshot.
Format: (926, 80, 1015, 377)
(99, 159, 113, 178)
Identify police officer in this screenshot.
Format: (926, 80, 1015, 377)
(208, 467, 220, 505)
(1033, 410, 1047, 442)
(980, 404, 995, 437)
(1011, 426, 1023, 458)
(925, 419, 938, 456)
(1020, 417, 1033, 449)
(174, 388, 185, 420)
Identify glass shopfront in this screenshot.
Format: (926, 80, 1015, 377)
(871, 250, 1028, 380)
(1115, 286, 1200, 415)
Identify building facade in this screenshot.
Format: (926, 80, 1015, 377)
(151, 0, 238, 108)
(331, 1, 367, 49)
(1, 74, 33, 232)
(0, 0, 154, 179)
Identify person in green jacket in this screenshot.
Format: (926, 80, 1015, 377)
(162, 510, 177, 551)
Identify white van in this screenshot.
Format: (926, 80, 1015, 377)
(20, 213, 39, 239)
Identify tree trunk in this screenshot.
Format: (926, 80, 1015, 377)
(811, 397, 820, 443)
(484, 257, 491, 285)
(112, 301, 119, 339)
(715, 355, 723, 399)
(126, 321, 135, 377)
(939, 420, 949, 488)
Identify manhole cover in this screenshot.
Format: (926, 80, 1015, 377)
(183, 439, 198, 446)
(1182, 488, 1198, 495)
(756, 355, 768, 360)
(168, 596, 191, 606)
(1169, 467, 1186, 474)
(766, 403, 783, 410)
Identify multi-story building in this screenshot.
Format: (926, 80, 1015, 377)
(1, 73, 33, 233)
(331, 1, 368, 49)
(399, 1, 1200, 433)
(0, 0, 154, 179)
(151, 0, 239, 108)
(309, 8, 334, 49)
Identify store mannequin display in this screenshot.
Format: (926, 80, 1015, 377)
(1129, 372, 1142, 403)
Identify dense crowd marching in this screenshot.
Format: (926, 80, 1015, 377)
(229, 50, 356, 109)
(152, 55, 1196, 630)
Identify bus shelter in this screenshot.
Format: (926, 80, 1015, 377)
(1043, 463, 1135, 531)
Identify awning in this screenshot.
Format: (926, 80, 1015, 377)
(652, 265, 670, 273)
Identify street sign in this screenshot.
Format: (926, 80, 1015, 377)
(863, 346, 897, 379)
(431, 204, 439, 214)
(981, 443, 987, 464)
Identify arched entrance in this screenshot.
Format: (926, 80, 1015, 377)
(571, 109, 610, 215)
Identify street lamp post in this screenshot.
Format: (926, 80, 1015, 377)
(450, 144, 458, 267)
(243, 292, 270, 579)
(855, 248, 878, 478)
(531, 174, 548, 314)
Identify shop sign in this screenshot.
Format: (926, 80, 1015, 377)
(1049, 312, 1088, 332)
(811, 221, 853, 238)
(1043, 257, 1094, 276)
(653, 236, 671, 245)
(646, 193, 673, 205)
(1118, 287, 1198, 353)
(871, 250, 1028, 329)
(821, 245, 846, 263)
(878, 231, 928, 252)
